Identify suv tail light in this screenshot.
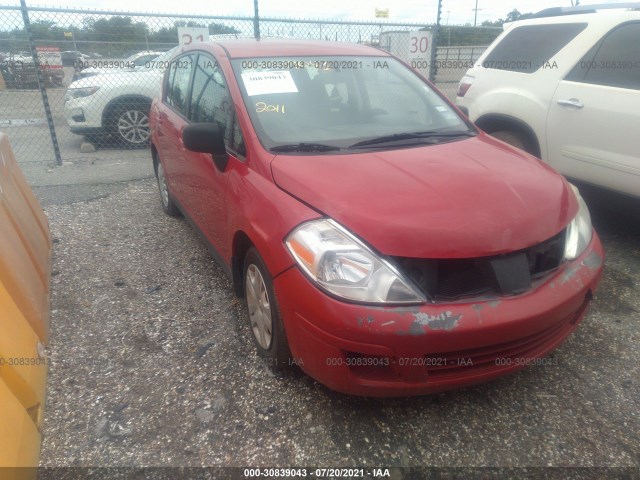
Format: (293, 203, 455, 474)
(457, 75, 475, 97)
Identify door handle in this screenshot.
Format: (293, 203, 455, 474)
(557, 98, 584, 109)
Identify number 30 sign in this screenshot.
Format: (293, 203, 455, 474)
(178, 27, 209, 45)
(408, 31, 432, 59)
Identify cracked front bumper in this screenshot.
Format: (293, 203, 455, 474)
(273, 234, 604, 397)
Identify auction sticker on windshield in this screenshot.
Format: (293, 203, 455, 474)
(241, 71, 298, 96)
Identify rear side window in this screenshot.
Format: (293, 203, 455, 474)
(566, 22, 640, 90)
(482, 23, 587, 73)
(165, 55, 194, 116)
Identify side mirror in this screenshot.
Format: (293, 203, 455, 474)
(182, 123, 229, 172)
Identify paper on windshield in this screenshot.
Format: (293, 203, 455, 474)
(241, 71, 298, 96)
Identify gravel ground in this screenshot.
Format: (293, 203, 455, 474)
(36, 177, 639, 474)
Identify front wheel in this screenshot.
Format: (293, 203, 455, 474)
(490, 130, 538, 157)
(243, 247, 291, 369)
(108, 101, 151, 147)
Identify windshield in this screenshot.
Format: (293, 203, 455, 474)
(232, 56, 473, 152)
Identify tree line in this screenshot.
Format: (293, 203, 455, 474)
(0, 16, 241, 57)
(0, 10, 529, 57)
(481, 9, 534, 27)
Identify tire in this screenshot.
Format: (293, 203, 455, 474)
(490, 130, 535, 155)
(243, 247, 291, 369)
(108, 101, 151, 148)
(154, 160, 181, 217)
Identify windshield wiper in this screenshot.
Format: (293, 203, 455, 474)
(348, 130, 476, 149)
(270, 143, 341, 153)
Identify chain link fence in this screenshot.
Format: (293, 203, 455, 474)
(0, 4, 501, 168)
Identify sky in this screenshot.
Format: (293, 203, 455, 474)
(2, 0, 626, 25)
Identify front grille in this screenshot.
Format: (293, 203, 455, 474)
(396, 230, 565, 301)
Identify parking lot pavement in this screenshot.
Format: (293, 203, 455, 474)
(32, 165, 640, 473)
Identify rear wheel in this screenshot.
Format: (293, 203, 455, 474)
(155, 160, 180, 217)
(243, 247, 291, 369)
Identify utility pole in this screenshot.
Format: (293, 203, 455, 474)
(473, 0, 481, 26)
(253, 0, 260, 40)
(429, 0, 442, 83)
(20, 0, 62, 166)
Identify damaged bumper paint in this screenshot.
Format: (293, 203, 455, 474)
(274, 234, 604, 397)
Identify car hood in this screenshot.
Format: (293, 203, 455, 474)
(67, 69, 163, 89)
(80, 66, 136, 75)
(271, 135, 577, 258)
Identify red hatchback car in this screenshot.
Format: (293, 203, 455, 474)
(149, 39, 603, 396)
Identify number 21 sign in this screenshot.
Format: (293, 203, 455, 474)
(178, 27, 209, 45)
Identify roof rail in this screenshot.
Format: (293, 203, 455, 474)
(533, 3, 640, 18)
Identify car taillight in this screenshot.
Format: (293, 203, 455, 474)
(457, 75, 475, 97)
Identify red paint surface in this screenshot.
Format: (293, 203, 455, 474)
(271, 133, 577, 257)
(275, 237, 603, 396)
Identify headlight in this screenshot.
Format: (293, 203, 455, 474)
(64, 86, 99, 102)
(564, 184, 593, 261)
(286, 219, 425, 304)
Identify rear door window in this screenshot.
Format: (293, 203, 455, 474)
(566, 22, 640, 90)
(482, 23, 587, 73)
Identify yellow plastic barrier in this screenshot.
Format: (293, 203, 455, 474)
(0, 132, 51, 471)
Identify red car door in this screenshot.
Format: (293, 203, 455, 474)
(180, 53, 244, 254)
(158, 54, 195, 206)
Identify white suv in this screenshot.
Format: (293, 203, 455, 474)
(77, 50, 165, 79)
(456, 4, 640, 198)
(64, 47, 178, 147)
